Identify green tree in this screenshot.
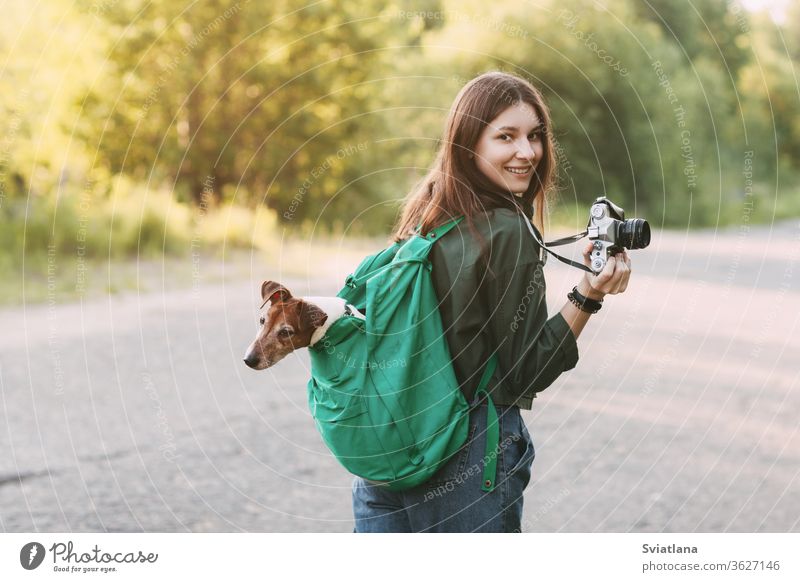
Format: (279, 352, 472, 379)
(77, 0, 432, 231)
(633, 0, 751, 82)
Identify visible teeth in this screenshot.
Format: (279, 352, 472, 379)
(505, 167, 531, 175)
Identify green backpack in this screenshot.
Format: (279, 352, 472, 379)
(307, 216, 500, 492)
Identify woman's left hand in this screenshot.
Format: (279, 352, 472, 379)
(578, 242, 632, 300)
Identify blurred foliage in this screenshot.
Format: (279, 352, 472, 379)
(1, 0, 798, 269)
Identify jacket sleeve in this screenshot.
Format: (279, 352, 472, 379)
(483, 257, 579, 398)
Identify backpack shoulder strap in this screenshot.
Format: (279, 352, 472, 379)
(422, 215, 501, 491)
(473, 353, 500, 492)
(416, 216, 464, 241)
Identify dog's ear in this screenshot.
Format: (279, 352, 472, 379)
(299, 301, 328, 331)
(261, 281, 292, 307)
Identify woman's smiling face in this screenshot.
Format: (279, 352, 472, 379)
(473, 101, 544, 194)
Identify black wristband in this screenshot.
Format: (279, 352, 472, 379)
(568, 286, 603, 314)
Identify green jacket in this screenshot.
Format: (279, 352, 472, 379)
(428, 207, 579, 409)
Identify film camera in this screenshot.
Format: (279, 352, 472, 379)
(587, 197, 650, 273)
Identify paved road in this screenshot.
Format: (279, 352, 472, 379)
(2, 222, 799, 532)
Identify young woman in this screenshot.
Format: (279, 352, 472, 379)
(352, 71, 631, 532)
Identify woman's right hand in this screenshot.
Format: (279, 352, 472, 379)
(577, 242, 632, 300)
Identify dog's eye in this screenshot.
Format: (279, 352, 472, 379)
(277, 328, 293, 338)
(259, 317, 265, 325)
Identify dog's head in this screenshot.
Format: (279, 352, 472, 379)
(243, 281, 328, 370)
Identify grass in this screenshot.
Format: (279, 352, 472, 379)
(1, 179, 387, 306)
(545, 185, 800, 237)
(4, 239, 387, 307)
(4, 178, 796, 306)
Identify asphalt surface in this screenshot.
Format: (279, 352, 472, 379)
(2, 222, 799, 532)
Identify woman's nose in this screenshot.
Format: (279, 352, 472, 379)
(515, 140, 535, 161)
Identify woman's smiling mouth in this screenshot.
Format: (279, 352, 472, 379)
(504, 166, 532, 175)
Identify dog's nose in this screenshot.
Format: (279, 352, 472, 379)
(243, 354, 259, 369)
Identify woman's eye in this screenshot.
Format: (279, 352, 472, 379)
(529, 132, 541, 141)
(498, 134, 512, 141)
(278, 328, 293, 338)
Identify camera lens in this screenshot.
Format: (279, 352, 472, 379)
(618, 218, 651, 250)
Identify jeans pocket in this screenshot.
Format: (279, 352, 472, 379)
(505, 419, 534, 478)
(425, 423, 477, 486)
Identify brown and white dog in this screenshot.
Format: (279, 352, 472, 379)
(243, 280, 364, 370)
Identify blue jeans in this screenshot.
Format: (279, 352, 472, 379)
(352, 404, 535, 532)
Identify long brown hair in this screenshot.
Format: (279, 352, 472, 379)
(391, 71, 556, 244)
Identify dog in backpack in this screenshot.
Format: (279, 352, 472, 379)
(243, 280, 364, 370)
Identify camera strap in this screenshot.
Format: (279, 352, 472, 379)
(519, 214, 594, 274)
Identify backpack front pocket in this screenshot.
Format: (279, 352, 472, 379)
(309, 382, 367, 423)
